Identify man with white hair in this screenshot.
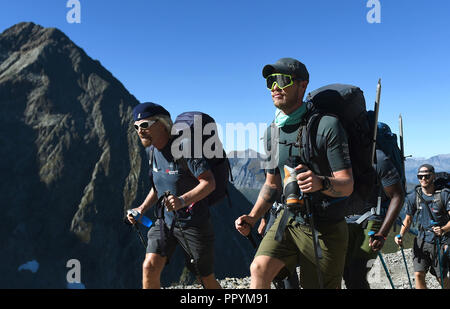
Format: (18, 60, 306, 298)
(127, 102, 222, 289)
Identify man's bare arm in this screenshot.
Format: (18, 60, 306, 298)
(296, 164, 354, 197)
(235, 172, 282, 236)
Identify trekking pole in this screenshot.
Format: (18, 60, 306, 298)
(399, 114, 405, 166)
(398, 114, 412, 162)
(396, 234, 413, 289)
(371, 79, 382, 166)
(247, 233, 257, 249)
(305, 194, 324, 289)
(123, 214, 147, 249)
(238, 221, 259, 249)
(368, 231, 395, 289)
(292, 163, 323, 289)
(164, 191, 206, 289)
(134, 224, 147, 249)
(430, 220, 445, 289)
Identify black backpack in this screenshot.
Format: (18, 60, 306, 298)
(147, 111, 233, 207)
(301, 84, 377, 214)
(369, 116, 406, 192)
(434, 172, 450, 191)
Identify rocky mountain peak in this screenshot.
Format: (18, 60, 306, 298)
(0, 22, 148, 287)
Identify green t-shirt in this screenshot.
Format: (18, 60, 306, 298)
(263, 115, 352, 222)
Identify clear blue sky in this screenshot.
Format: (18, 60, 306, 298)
(1, 0, 449, 158)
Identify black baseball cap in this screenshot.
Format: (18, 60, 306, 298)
(132, 102, 170, 121)
(418, 164, 435, 174)
(262, 57, 309, 81)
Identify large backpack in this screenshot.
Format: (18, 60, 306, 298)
(434, 172, 450, 191)
(301, 84, 377, 214)
(147, 111, 233, 207)
(370, 117, 406, 192)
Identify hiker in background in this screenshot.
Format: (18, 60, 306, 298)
(127, 102, 222, 289)
(343, 145, 405, 289)
(396, 164, 450, 289)
(235, 58, 354, 289)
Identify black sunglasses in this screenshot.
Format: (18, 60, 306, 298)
(417, 174, 432, 180)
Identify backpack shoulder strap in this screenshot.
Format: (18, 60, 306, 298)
(416, 186, 440, 224)
(297, 112, 323, 162)
(265, 121, 276, 152)
(434, 188, 450, 220)
(145, 146, 157, 192)
(434, 189, 443, 212)
(145, 146, 154, 168)
(414, 186, 424, 225)
(415, 186, 421, 208)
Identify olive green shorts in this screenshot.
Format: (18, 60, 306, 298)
(256, 210, 348, 289)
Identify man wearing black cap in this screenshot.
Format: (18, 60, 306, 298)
(235, 58, 354, 289)
(127, 102, 222, 289)
(396, 164, 450, 289)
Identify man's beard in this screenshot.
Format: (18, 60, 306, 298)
(273, 91, 298, 111)
(274, 98, 297, 112)
(140, 136, 152, 148)
(422, 182, 433, 190)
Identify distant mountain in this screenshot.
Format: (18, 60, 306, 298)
(228, 149, 266, 190)
(405, 154, 450, 185)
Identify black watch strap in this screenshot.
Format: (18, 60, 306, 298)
(320, 176, 331, 192)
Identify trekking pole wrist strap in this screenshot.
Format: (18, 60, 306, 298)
(179, 196, 186, 208)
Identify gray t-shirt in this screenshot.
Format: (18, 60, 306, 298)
(405, 187, 450, 243)
(148, 139, 211, 228)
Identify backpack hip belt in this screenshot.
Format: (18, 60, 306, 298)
(354, 207, 378, 225)
(354, 192, 383, 225)
(274, 203, 310, 242)
(270, 202, 284, 216)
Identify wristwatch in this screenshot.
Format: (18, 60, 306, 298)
(320, 176, 331, 192)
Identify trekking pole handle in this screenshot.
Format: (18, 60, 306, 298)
(368, 231, 385, 239)
(395, 234, 404, 247)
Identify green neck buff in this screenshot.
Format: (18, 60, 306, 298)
(274, 104, 307, 128)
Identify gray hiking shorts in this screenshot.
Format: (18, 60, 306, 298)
(413, 237, 448, 278)
(147, 219, 215, 277)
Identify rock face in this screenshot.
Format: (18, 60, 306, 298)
(0, 22, 150, 288)
(0, 22, 257, 288)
